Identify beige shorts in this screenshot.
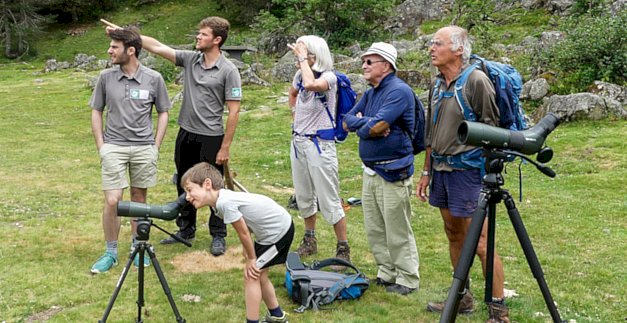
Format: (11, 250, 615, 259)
(290, 138, 345, 225)
(99, 143, 158, 190)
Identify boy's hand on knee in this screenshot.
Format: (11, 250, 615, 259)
(244, 259, 260, 280)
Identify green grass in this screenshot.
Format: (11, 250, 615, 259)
(0, 1, 625, 322)
(0, 59, 625, 322)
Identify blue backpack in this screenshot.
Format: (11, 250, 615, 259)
(430, 55, 528, 170)
(298, 71, 357, 143)
(285, 252, 369, 312)
(409, 93, 426, 155)
(318, 71, 357, 143)
(433, 54, 528, 131)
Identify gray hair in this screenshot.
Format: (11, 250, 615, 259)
(296, 35, 334, 72)
(449, 26, 472, 63)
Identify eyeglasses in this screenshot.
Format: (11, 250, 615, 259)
(428, 39, 448, 47)
(363, 59, 387, 66)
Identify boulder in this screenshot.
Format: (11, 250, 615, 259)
(385, 0, 451, 35)
(271, 52, 298, 82)
(396, 70, 432, 89)
(44, 59, 71, 73)
(536, 93, 627, 121)
(588, 81, 626, 106)
(549, 0, 574, 13)
(240, 67, 271, 87)
(346, 73, 369, 98)
(521, 78, 550, 100)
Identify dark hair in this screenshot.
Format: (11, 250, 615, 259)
(108, 27, 142, 58)
(198, 16, 230, 48)
(181, 162, 223, 190)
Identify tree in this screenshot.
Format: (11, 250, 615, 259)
(0, 0, 50, 58)
(252, 0, 397, 50)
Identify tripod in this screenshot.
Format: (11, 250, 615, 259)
(440, 149, 566, 323)
(99, 218, 190, 323)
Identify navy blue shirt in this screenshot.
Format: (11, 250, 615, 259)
(344, 73, 415, 168)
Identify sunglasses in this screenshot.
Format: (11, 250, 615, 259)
(363, 59, 387, 66)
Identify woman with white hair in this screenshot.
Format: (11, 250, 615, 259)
(287, 35, 350, 263)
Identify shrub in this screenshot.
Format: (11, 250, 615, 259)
(543, 12, 626, 94)
(251, 0, 396, 50)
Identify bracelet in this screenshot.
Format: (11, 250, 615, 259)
(421, 170, 429, 176)
(298, 56, 307, 62)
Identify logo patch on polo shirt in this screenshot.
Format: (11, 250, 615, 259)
(231, 87, 242, 98)
(130, 89, 150, 100)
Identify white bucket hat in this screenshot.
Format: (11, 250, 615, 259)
(361, 42, 398, 71)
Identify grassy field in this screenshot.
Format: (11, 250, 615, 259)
(0, 0, 625, 321)
(0, 56, 625, 323)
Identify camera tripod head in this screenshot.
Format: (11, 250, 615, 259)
(482, 148, 556, 179)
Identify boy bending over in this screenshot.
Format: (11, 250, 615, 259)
(182, 162, 293, 323)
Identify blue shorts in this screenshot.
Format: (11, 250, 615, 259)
(429, 169, 482, 217)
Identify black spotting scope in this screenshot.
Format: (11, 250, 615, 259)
(117, 193, 187, 221)
(457, 113, 560, 155)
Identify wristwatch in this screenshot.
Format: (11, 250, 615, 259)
(297, 56, 307, 62)
(421, 170, 429, 176)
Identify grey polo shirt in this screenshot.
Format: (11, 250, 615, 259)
(175, 50, 242, 136)
(89, 64, 171, 146)
(425, 67, 499, 171)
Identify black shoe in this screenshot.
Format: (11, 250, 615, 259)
(210, 236, 226, 256)
(160, 231, 195, 245)
(375, 277, 394, 287)
(386, 283, 416, 295)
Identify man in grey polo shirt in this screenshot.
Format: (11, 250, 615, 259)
(107, 17, 242, 255)
(89, 27, 170, 274)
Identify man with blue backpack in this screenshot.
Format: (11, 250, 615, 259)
(416, 26, 510, 322)
(343, 42, 420, 296)
(287, 35, 351, 263)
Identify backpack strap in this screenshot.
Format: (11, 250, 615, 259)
(432, 78, 455, 125)
(320, 273, 364, 305)
(311, 257, 361, 274)
(454, 62, 481, 122)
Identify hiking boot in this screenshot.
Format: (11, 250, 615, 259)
(160, 231, 195, 245)
(287, 195, 298, 210)
(133, 253, 151, 268)
(90, 252, 118, 274)
(486, 302, 510, 323)
(386, 283, 416, 295)
(261, 311, 288, 323)
(375, 277, 394, 287)
(331, 242, 351, 271)
(427, 291, 474, 314)
(210, 236, 226, 256)
(296, 235, 317, 257)
(335, 242, 351, 262)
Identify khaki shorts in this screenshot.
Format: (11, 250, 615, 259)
(100, 143, 158, 190)
(290, 138, 345, 225)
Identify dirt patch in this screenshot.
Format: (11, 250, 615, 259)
(261, 184, 294, 195)
(26, 305, 62, 322)
(170, 246, 245, 273)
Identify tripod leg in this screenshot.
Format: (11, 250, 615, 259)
(484, 202, 497, 303)
(136, 245, 145, 323)
(503, 194, 564, 323)
(146, 246, 186, 323)
(440, 191, 490, 323)
(99, 246, 140, 323)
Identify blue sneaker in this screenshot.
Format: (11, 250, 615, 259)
(90, 252, 118, 274)
(133, 253, 151, 268)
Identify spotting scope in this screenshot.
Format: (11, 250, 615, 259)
(457, 113, 560, 155)
(117, 193, 187, 221)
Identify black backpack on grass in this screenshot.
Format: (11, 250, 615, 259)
(285, 252, 369, 312)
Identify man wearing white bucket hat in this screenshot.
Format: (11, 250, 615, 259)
(343, 42, 420, 296)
